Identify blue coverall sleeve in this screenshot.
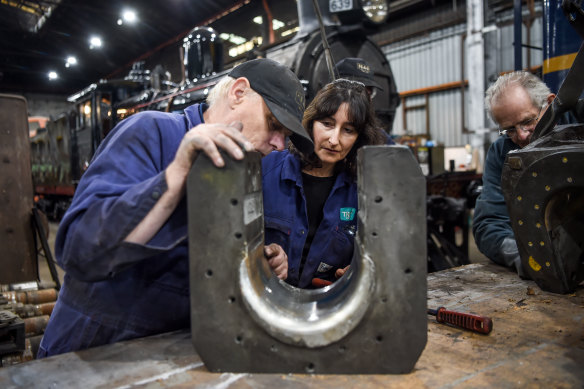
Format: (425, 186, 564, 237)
(55, 113, 186, 282)
(472, 138, 516, 265)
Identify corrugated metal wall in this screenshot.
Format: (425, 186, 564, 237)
(381, 9, 543, 147)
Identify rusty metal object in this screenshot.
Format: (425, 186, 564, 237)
(0, 302, 55, 318)
(1, 289, 58, 305)
(0, 310, 25, 355)
(23, 315, 49, 336)
(502, 124, 584, 293)
(0, 94, 37, 284)
(187, 146, 427, 374)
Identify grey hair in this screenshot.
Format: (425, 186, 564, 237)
(485, 71, 551, 116)
(206, 75, 260, 106)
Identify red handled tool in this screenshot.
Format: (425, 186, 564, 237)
(428, 307, 493, 335)
(311, 278, 333, 288)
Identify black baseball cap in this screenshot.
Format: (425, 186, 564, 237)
(228, 58, 313, 154)
(335, 58, 383, 90)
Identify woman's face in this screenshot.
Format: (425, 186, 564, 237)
(312, 102, 359, 173)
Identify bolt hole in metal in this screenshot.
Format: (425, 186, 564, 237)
(234, 232, 242, 239)
(404, 268, 412, 274)
(230, 198, 238, 206)
(376, 335, 383, 343)
(235, 335, 243, 344)
(228, 296, 236, 303)
(305, 363, 315, 373)
(205, 269, 213, 278)
(239, 240, 376, 348)
(374, 195, 383, 203)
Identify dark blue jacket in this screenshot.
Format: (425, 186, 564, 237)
(262, 151, 358, 288)
(472, 136, 520, 265)
(38, 104, 207, 357)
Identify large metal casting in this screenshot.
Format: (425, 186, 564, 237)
(187, 146, 426, 374)
(0, 94, 37, 284)
(502, 10, 584, 293)
(502, 125, 584, 293)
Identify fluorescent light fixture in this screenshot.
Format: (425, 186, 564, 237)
(219, 33, 246, 45)
(228, 37, 263, 57)
(281, 26, 299, 37)
(272, 19, 284, 30)
(253, 16, 284, 30)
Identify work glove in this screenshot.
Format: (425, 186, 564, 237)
(499, 237, 531, 280)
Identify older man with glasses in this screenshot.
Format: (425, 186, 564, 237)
(473, 71, 555, 278)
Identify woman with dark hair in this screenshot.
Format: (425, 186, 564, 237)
(262, 79, 385, 288)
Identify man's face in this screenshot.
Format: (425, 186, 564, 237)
(237, 93, 292, 156)
(491, 85, 543, 148)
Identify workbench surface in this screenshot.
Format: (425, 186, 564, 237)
(1, 263, 583, 388)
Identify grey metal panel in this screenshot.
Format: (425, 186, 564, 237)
(0, 94, 37, 284)
(382, 11, 543, 146)
(496, 18, 544, 75)
(187, 146, 427, 374)
(383, 25, 467, 146)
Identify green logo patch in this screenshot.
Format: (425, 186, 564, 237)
(340, 207, 356, 221)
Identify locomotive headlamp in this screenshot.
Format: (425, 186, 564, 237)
(362, 0, 389, 23)
(329, 0, 389, 25)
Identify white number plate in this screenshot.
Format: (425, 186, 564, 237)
(329, 0, 353, 13)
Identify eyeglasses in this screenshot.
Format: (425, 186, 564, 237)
(498, 104, 547, 136)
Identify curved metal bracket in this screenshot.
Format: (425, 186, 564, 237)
(187, 146, 427, 373)
(502, 125, 584, 293)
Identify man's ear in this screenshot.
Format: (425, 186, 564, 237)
(228, 77, 251, 107)
(547, 93, 556, 105)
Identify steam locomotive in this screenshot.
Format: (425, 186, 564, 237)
(30, 0, 400, 220)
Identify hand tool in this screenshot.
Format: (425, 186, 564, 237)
(428, 307, 493, 335)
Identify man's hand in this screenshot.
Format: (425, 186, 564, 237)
(264, 243, 288, 280)
(166, 121, 255, 192)
(125, 121, 253, 245)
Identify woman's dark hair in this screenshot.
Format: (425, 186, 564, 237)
(290, 78, 385, 178)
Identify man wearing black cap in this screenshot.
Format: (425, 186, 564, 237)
(335, 57, 383, 100)
(38, 58, 314, 357)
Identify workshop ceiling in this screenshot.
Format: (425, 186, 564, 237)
(0, 0, 278, 95)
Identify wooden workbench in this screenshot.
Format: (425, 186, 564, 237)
(1, 263, 582, 388)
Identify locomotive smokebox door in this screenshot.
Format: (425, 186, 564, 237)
(0, 94, 38, 284)
(186, 146, 427, 374)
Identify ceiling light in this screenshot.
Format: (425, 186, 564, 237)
(122, 9, 137, 24)
(219, 33, 246, 45)
(89, 36, 102, 49)
(253, 16, 284, 30)
(65, 56, 77, 68)
(48, 71, 58, 80)
(281, 26, 299, 37)
(272, 19, 284, 30)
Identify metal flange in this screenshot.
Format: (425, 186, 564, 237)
(187, 145, 427, 373)
(502, 124, 584, 293)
